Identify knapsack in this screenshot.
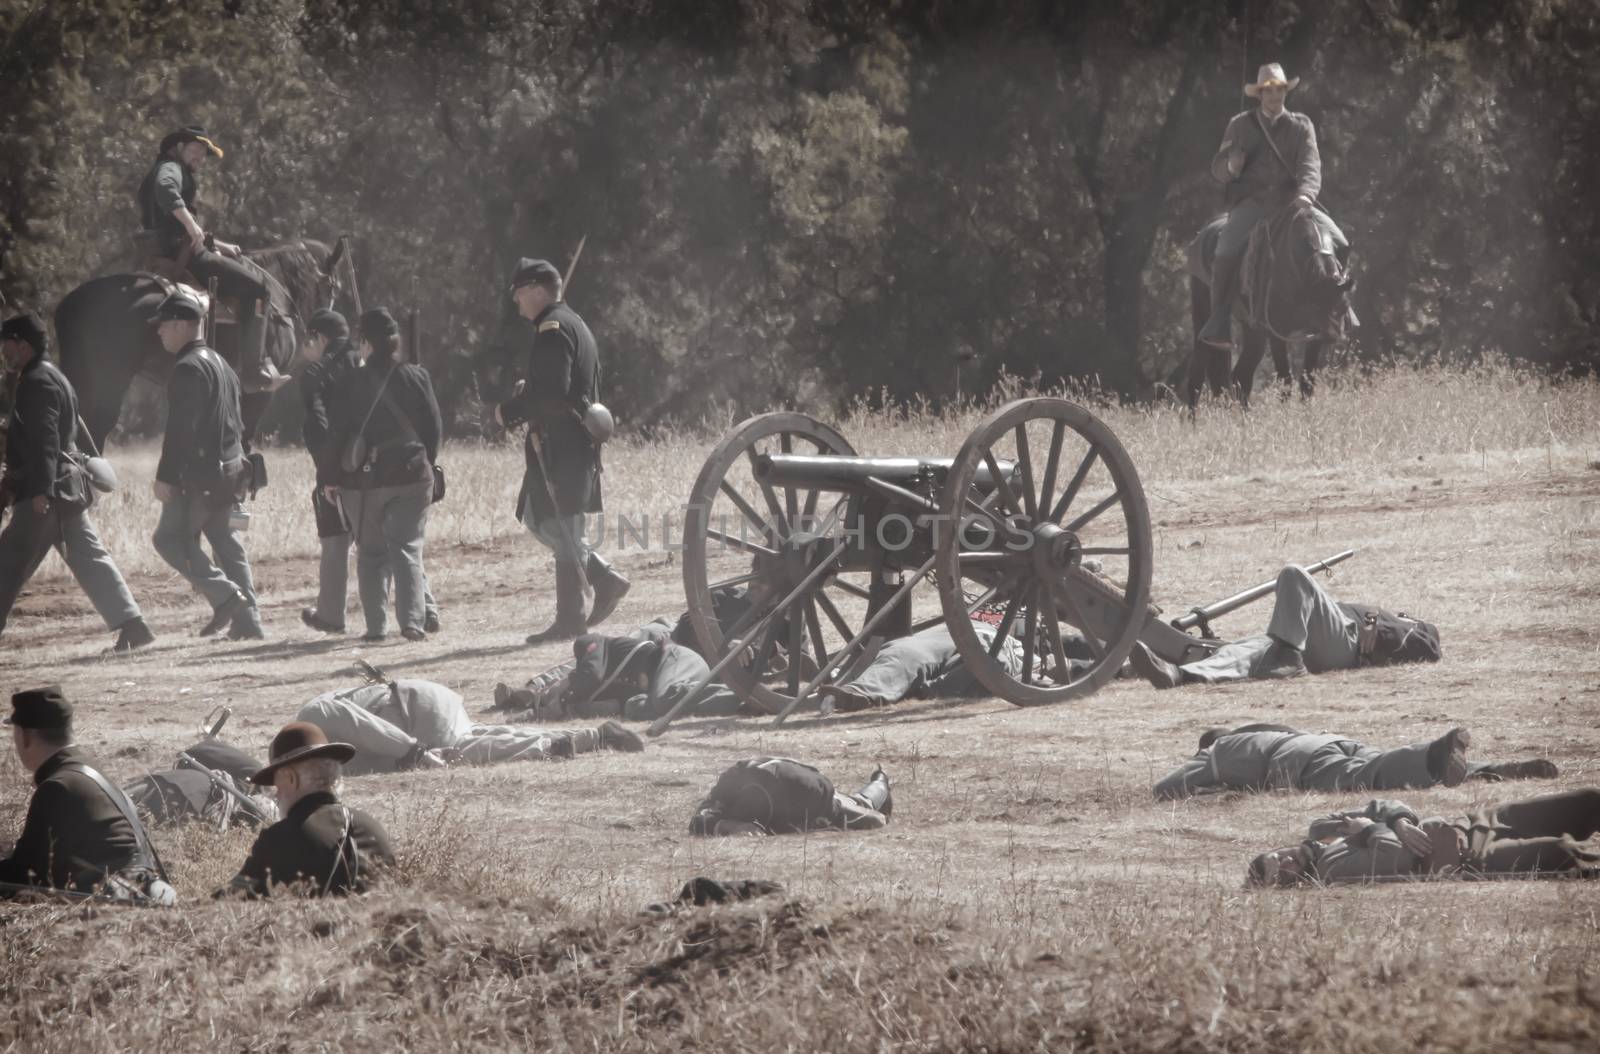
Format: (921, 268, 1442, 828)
(1341, 602, 1442, 666)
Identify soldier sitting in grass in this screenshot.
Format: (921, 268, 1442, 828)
(215, 721, 394, 898)
(689, 757, 892, 836)
(296, 667, 643, 774)
(1247, 788, 1600, 887)
(1128, 565, 1440, 688)
(1155, 724, 1557, 800)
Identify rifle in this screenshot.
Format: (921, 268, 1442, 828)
(558, 234, 586, 302)
(1173, 549, 1357, 638)
(175, 751, 277, 829)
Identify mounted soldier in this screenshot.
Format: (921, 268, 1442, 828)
(1198, 64, 1343, 351)
(135, 125, 277, 390)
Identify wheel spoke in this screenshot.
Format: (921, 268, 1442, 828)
(1012, 423, 1038, 520)
(786, 602, 805, 696)
(1036, 584, 1072, 683)
(1063, 490, 1122, 534)
(1020, 588, 1038, 685)
(982, 450, 1023, 518)
(1051, 584, 1105, 660)
(780, 433, 799, 524)
(815, 591, 854, 639)
(1037, 420, 1066, 521)
(708, 571, 761, 592)
(829, 576, 872, 601)
(719, 481, 778, 543)
(704, 527, 777, 559)
(803, 599, 829, 668)
(1048, 447, 1099, 523)
(988, 592, 1024, 659)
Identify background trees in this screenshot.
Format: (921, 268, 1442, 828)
(2, 0, 1595, 437)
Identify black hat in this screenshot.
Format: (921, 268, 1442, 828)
(5, 686, 73, 729)
(358, 308, 399, 349)
(0, 312, 48, 358)
(508, 257, 560, 293)
(159, 125, 224, 158)
(307, 308, 349, 341)
(151, 289, 204, 323)
(250, 721, 356, 786)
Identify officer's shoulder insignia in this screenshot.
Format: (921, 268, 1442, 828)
(538, 319, 561, 333)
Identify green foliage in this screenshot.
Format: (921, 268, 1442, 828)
(2, 0, 1596, 438)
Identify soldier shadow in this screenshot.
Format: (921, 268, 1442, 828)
(670, 694, 1003, 735)
(181, 636, 358, 664)
(344, 641, 533, 677)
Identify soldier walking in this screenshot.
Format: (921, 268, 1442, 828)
(495, 257, 628, 644)
(0, 314, 152, 652)
(327, 309, 441, 642)
(149, 290, 264, 639)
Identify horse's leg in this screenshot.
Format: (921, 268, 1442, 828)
(1233, 327, 1267, 408)
(1184, 276, 1209, 410)
(1269, 335, 1295, 400)
(1300, 338, 1322, 398)
(240, 392, 273, 452)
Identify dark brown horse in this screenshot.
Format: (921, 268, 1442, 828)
(1183, 207, 1355, 408)
(54, 239, 342, 449)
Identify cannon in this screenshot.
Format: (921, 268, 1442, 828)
(649, 397, 1348, 736)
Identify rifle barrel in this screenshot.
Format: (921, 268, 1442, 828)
(1173, 549, 1357, 632)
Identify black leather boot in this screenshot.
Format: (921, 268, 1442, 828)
(850, 766, 892, 818)
(526, 560, 591, 644)
(1199, 253, 1243, 349)
(586, 552, 631, 628)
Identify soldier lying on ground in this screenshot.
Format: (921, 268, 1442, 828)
(689, 757, 892, 836)
(0, 686, 174, 904)
(297, 671, 643, 774)
(1129, 565, 1440, 688)
(215, 722, 394, 898)
(1246, 788, 1600, 887)
(495, 612, 1098, 721)
(1155, 724, 1558, 800)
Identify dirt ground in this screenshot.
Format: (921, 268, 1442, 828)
(1, 373, 1598, 1051)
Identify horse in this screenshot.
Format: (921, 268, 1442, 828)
(1182, 206, 1355, 409)
(54, 239, 343, 450)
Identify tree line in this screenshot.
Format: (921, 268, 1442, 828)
(2, 0, 1596, 439)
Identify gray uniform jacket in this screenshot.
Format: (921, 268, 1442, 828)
(1211, 108, 1321, 208)
(157, 340, 244, 491)
(3, 354, 79, 504)
(1156, 730, 1346, 799)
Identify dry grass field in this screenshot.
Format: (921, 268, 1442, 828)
(2, 362, 1599, 1052)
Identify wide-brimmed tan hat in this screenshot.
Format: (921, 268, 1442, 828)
(1244, 63, 1300, 97)
(250, 721, 355, 785)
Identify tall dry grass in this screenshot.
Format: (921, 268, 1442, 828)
(30, 360, 1600, 583)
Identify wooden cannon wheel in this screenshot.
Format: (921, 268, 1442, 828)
(935, 397, 1153, 706)
(681, 412, 886, 716)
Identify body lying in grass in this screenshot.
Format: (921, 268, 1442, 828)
(1155, 723, 1557, 800)
(689, 757, 892, 836)
(1129, 565, 1440, 688)
(298, 671, 643, 774)
(1247, 788, 1600, 887)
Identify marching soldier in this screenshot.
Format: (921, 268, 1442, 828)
(149, 289, 264, 639)
(136, 125, 274, 386)
(1198, 63, 1322, 350)
(495, 257, 629, 644)
(298, 309, 362, 633)
(0, 313, 152, 651)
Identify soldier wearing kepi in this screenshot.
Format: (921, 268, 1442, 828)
(495, 257, 628, 644)
(0, 313, 152, 651)
(1198, 63, 1322, 350)
(149, 289, 264, 640)
(0, 686, 171, 903)
(214, 721, 395, 898)
(298, 309, 362, 634)
(136, 125, 274, 386)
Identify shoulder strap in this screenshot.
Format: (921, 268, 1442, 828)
(1252, 111, 1295, 175)
(376, 378, 420, 445)
(63, 762, 170, 883)
(355, 365, 397, 441)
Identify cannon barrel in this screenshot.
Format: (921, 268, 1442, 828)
(754, 453, 1015, 494)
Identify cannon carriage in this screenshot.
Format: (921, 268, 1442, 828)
(648, 396, 1251, 736)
